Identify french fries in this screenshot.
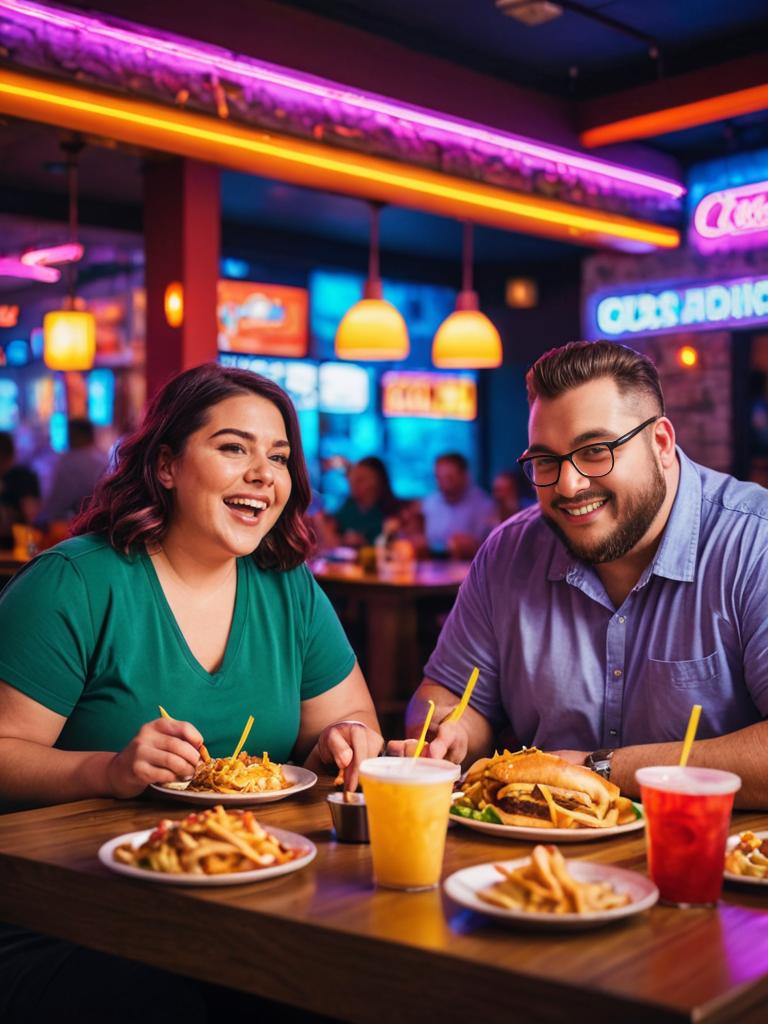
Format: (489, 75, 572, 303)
(725, 832, 768, 879)
(477, 845, 632, 914)
(113, 805, 307, 875)
(186, 750, 290, 794)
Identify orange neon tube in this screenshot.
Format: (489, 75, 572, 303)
(581, 84, 768, 149)
(0, 69, 679, 251)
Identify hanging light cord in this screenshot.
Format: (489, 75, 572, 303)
(368, 201, 381, 284)
(462, 221, 474, 294)
(62, 137, 83, 308)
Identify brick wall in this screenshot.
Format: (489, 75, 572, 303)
(631, 331, 732, 472)
(580, 245, 768, 475)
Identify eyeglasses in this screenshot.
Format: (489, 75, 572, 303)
(517, 416, 660, 488)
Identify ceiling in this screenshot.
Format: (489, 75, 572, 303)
(1, 0, 767, 282)
(277, 0, 768, 102)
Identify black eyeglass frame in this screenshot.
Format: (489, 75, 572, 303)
(517, 415, 661, 488)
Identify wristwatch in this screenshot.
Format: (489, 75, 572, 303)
(585, 748, 614, 781)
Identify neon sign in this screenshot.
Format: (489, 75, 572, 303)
(382, 372, 477, 421)
(693, 179, 768, 251)
(591, 275, 768, 339)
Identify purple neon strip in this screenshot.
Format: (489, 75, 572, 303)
(0, 0, 684, 199)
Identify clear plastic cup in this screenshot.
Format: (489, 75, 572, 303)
(359, 757, 460, 891)
(636, 766, 741, 907)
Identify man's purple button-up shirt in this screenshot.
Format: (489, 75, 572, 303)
(424, 449, 768, 750)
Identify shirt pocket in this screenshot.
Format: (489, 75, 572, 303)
(643, 652, 721, 742)
(646, 651, 721, 689)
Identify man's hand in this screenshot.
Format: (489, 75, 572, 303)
(387, 719, 470, 764)
(549, 749, 589, 766)
(317, 721, 384, 793)
(107, 717, 204, 799)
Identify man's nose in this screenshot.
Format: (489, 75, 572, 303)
(554, 457, 591, 497)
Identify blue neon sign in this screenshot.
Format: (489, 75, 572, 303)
(590, 275, 768, 339)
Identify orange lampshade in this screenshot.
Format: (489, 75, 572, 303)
(43, 310, 96, 370)
(335, 290, 410, 362)
(432, 301, 502, 369)
(335, 203, 410, 361)
(432, 222, 502, 369)
(164, 281, 184, 327)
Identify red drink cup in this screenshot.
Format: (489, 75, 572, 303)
(636, 766, 741, 907)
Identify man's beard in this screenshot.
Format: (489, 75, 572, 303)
(542, 461, 666, 565)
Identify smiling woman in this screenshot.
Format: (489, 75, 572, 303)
(0, 363, 385, 1021)
(0, 363, 383, 807)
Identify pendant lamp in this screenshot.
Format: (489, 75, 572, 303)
(335, 203, 409, 361)
(432, 222, 502, 369)
(43, 139, 96, 372)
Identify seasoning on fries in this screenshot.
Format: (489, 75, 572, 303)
(725, 831, 768, 878)
(113, 805, 307, 875)
(185, 750, 291, 794)
(478, 845, 632, 915)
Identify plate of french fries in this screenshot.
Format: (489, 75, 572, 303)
(724, 831, 768, 885)
(444, 845, 658, 929)
(150, 753, 317, 806)
(100, 805, 316, 886)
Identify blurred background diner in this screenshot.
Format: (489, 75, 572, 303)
(1, 0, 768, 729)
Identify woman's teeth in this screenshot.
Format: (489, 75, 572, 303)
(563, 498, 607, 517)
(224, 498, 267, 517)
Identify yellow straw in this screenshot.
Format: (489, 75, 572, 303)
(231, 714, 255, 760)
(158, 705, 172, 720)
(679, 704, 702, 767)
(445, 666, 479, 724)
(412, 700, 436, 758)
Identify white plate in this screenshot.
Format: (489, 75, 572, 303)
(444, 857, 658, 930)
(724, 830, 768, 887)
(149, 765, 317, 806)
(449, 800, 645, 842)
(99, 825, 316, 886)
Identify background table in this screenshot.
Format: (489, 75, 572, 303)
(312, 559, 469, 732)
(1, 780, 767, 1023)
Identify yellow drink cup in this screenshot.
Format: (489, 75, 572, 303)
(359, 757, 460, 891)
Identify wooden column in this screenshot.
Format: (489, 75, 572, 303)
(143, 158, 220, 398)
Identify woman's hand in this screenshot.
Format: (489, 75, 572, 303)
(106, 717, 204, 799)
(317, 721, 384, 793)
(386, 719, 469, 764)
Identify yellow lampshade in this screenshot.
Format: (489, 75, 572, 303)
(43, 310, 96, 371)
(432, 307, 502, 369)
(164, 281, 184, 327)
(335, 297, 410, 361)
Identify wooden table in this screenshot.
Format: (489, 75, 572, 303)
(311, 559, 469, 727)
(1, 781, 767, 1024)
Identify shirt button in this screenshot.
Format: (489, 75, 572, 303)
(613, 668, 623, 678)
(609, 729, 618, 737)
(618, 616, 626, 624)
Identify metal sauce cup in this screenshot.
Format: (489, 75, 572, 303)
(327, 792, 369, 843)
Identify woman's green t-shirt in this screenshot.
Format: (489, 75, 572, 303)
(0, 535, 355, 761)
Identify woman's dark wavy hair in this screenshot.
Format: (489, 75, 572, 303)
(72, 363, 313, 570)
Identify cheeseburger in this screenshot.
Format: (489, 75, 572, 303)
(460, 748, 636, 829)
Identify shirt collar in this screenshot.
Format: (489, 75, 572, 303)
(650, 447, 701, 582)
(546, 447, 701, 584)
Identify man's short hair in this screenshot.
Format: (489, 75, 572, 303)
(526, 341, 665, 416)
(68, 418, 95, 448)
(436, 452, 468, 473)
(0, 431, 14, 462)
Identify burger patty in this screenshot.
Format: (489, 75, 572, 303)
(496, 797, 551, 820)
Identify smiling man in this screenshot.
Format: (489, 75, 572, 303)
(394, 341, 768, 807)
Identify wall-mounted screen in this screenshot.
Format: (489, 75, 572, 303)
(218, 281, 308, 357)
